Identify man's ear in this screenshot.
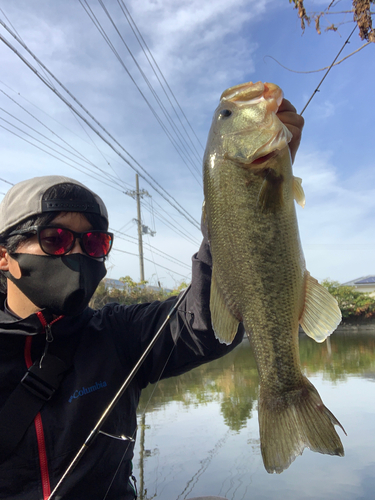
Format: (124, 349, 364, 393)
(0, 247, 9, 271)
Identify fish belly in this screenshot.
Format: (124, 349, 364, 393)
(206, 155, 304, 383)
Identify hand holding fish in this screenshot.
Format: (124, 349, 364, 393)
(276, 99, 304, 163)
(203, 81, 345, 474)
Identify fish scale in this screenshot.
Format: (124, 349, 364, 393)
(203, 81, 345, 473)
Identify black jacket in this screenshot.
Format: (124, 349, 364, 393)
(0, 241, 243, 500)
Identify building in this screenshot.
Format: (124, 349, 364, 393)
(103, 278, 173, 294)
(341, 276, 375, 296)
(103, 278, 127, 291)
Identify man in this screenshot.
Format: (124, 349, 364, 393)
(0, 101, 303, 499)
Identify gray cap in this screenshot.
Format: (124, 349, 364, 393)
(0, 175, 109, 234)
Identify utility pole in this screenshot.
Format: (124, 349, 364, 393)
(135, 174, 145, 281)
(125, 174, 155, 282)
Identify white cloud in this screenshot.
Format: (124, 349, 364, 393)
(0, 0, 373, 289)
(294, 148, 375, 283)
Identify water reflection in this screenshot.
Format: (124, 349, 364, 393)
(134, 333, 375, 500)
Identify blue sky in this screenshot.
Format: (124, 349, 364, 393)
(0, 0, 373, 289)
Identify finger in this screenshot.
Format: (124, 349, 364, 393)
(278, 111, 305, 131)
(286, 123, 303, 164)
(277, 98, 296, 114)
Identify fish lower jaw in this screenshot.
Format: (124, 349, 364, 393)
(251, 150, 278, 165)
(224, 151, 278, 167)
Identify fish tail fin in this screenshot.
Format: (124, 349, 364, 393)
(259, 377, 345, 474)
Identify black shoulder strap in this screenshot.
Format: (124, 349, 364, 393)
(0, 335, 80, 462)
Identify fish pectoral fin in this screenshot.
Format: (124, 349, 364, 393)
(293, 176, 305, 208)
(300, 272, 342, 343)
(210, 268, 240, 345)
(257, 170, 284, 213)
(259, 377, 345, 474)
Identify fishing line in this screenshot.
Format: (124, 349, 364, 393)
(300, 25, 357, 115)
(176, 430, 232, 500)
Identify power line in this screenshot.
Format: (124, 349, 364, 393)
(96, 0, 202, 174)
(113, 247, 191, 279)
(102, 0, 203, 170)
(0, 177, 14, 186)
(0, 114, 200, 246)
(0, 23, 200, 229)
(0, 82, 135, 191)
(80, 0, 202, 186)
(118, 0, 205, 152)
(0, 122, 126, 193)
(111, 227, 191, 270)
(0, 119, 126, 194)
(0, 108, 114, 178)
(0, 102, 133, 192)
(141, 199, 201, 246)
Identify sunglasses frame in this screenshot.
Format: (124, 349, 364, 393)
(9, 225, 114, 258)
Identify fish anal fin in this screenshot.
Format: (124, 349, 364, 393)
(210, 268, 240, 345)
(259, 377, 345, 474)
(293, 176, 305, 208)
(300, 272, 342, 343)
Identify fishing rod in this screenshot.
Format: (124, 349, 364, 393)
(47, 284, 191, 500)
(300, 25, 357, 116)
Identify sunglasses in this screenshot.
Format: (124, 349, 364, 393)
(9, 225, 114, 258)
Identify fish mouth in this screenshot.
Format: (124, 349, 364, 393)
(224, 146, 287, 168)
(224, 149, 279, 167)
(221, 81, 283, 108)
(251, 151, 278, 165)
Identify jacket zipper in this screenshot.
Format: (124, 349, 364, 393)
(24, 335, 51, 500)
(25, 312, 64, 500)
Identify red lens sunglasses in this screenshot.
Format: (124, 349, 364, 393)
(9, 226, 114, 258)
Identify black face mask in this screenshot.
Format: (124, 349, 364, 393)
(4, 253, 106, 316)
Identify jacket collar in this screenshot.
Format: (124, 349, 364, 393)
(0, 294, 94, 337)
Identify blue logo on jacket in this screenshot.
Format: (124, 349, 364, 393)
(69, 381, 107, 403)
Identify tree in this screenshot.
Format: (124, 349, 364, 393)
(289, 0, 375, 42)
(89, 276, 185, 309)
(321, 279, 375, 319)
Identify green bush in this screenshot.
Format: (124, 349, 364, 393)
(321, 279, 375, 319)
(90, 276, 188, 309)
(91, 276, 375, 321)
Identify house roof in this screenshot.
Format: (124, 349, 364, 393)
(342, 276, 375, 286)
(103, 278, 172, 293)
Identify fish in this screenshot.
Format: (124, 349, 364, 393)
(203, 81, 345, 474)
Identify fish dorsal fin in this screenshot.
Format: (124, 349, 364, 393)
(293, 176, 305, 208)
(210, 266, 240, 345)
(300, 272, 341, 343)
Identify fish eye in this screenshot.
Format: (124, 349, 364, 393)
(219, 109, 232, 118)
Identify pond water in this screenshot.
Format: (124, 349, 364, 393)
(133, 332, 375, 500)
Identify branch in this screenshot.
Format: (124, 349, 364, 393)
(264, 41, 371, 73)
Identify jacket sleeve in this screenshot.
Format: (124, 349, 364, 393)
(103, 232, 244, 388)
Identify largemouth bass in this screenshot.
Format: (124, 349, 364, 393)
(203, 81, 345, 474)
